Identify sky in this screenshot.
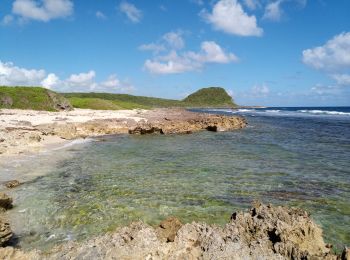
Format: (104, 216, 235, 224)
(1, 0, 350, 106)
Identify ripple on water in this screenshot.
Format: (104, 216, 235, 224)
(3, 113, 350, 252)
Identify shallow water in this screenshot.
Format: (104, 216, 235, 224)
(2, 108, 350, 252)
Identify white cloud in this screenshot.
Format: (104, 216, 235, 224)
(0, 61, 134, 93)
(302, 32, 350, 72)
(251, 84, 270, 97)
(187, 41, 238, 63)
(201, 0, 263, 37)
(144, 41, 238, 74)
(2, 15, 14, 25)
(331, 74, 350, 86)
(138, 30, 184, 54)
(311, 84, 341, 95)
(12, 0, 73, 22)
(119, 1, 142, 23)
(302, 32, 350, 87)
(0, 61, 46, 86)
(96, 11, 106, 20)
(138, 43, 166, 53)
(67, 70, 96, 88)
(263, 0, 283, 21)
(243, 0, 260, 10)
(163, 31, 185, 49)
(41, 73, 60, 89)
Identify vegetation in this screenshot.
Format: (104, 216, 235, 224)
(0, 86, 236, 111)
(183, 87, 236, 107)
(64, 87, 236, 109)
(63, 92, 184, 108)
(69, 97, 150, 110)
(0, 86, 72, 111)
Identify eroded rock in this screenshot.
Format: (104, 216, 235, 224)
(0, 218, 12, 246)
(1, 202, 345, 259)
(0, 193, 13, 210)
(157, 217, 183, 242)
(4, 180, 21, 189)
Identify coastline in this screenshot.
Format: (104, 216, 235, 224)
(0, 108, 349, 259)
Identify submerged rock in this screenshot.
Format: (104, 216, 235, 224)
(0, 193, 13, 210)
(0, 202, 346, 259)
(0, 218, 12, 247)
(4, 180, 21, 189)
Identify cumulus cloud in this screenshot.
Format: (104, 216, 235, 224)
(302, 32, 350, 87)
(163, 31, 185, 49)
(302, 32, 350, 72)
(0, 60, 134, 93)
(144, 41, 238, 74)
(138, 30, 184, 54)
(201, 0, 263, 37)
(0, 61, 46, 86)
(187, 41, 238, 63)
(41, 73, 60, 89)
(263, 0, 283, 21)
(119, 1, 142, 23)
(11, 0, 73, 22)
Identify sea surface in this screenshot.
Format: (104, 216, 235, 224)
(1, 106, 350, 252)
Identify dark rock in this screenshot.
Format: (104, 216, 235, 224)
(342, 247, 350, 260)
(0, 193, 13, 210)
(0, 218, 12, 246)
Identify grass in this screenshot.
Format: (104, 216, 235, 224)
(69, 97, 150, 110)
(63, 92, 184, 108)
(0, 86, 72, 111)
(0, 86, 237, 111)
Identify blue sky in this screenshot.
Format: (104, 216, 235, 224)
(1, 0, 350, 106)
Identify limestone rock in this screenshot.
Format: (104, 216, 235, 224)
(4, 180, 21, 189)
(0, 193, 13, 210)
(0, 218, 12, 246)
(157, 217, 183, 242)
(5, 202, 345, 259)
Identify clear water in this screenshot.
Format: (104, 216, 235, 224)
(2, 107, 350, 252)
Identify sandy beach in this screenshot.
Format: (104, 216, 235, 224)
(0, 108, 147, 157)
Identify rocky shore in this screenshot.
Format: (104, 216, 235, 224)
(0, 108, 246, 157)
(0, 201, 348, 259)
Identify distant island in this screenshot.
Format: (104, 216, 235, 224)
(0, 86, 237, 111)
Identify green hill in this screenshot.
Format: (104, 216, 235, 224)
(63, 92, 183, 109)
(0, 86, 73, 111)
(183, 87, 236, 107)
(0, 86, 236, 111)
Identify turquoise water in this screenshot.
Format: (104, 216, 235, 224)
(2, 108, 350, 252)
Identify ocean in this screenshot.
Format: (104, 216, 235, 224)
(2, 106, 350, 252)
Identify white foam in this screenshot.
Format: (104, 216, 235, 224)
(297, 110, 350, 116)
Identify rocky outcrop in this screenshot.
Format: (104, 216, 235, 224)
(38, 109, 246, 139)
(1, 202, 347, 259)
(128, 109, 247, 135)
